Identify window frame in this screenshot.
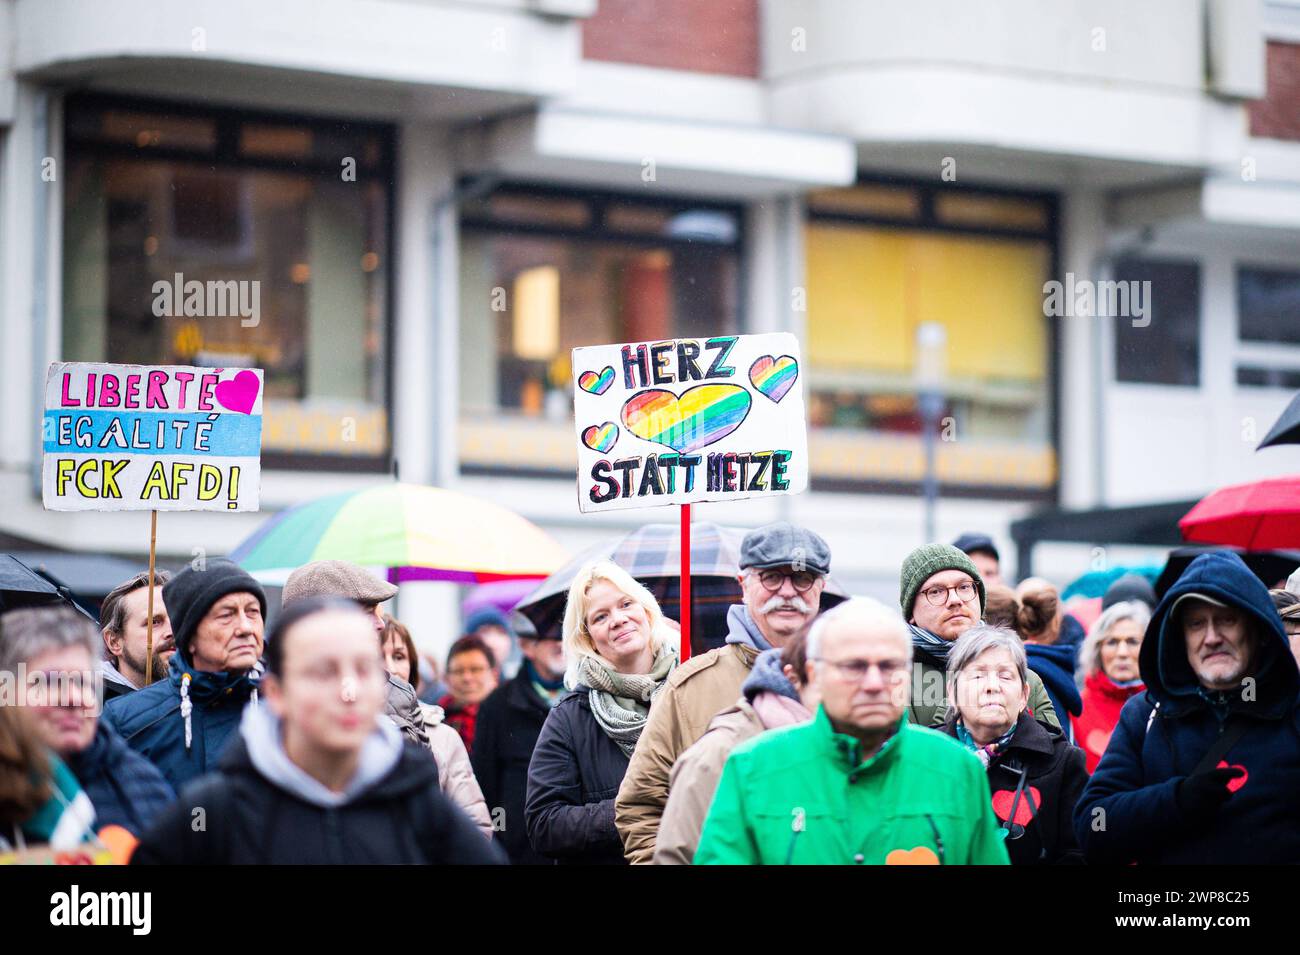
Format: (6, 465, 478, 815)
(62, 92, 398, 474)
(804, 173, 1061, 502)
(1233, 260, 1300, 393)
(457, 180, 747, 480)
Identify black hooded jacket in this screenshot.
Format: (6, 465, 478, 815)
(1074, 552, 1300, 864)
(132, 735, 503, 865)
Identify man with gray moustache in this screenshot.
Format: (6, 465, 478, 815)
(616, 522, 831, 864)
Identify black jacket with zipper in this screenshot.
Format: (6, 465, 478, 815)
(524, 688, 630, 865)
(131, 736, 503, 865)
(941, 709, 1087, 865)
(472, 673, 553, 864)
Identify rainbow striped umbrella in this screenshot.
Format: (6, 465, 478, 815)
(230, 483, 569, 585)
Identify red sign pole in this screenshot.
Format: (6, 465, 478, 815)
(679, 502, 692, 663)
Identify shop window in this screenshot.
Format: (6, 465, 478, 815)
(61, 95, 393, 466)
(458, 187, 740, 471)
(803, 181, 1056, 492)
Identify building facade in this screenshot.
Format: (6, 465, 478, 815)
(3, 0, 1300, 653)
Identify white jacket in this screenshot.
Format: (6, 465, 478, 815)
(421, 703, 493, 838)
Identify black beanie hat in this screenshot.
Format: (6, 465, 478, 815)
(163, 558, 267, 664)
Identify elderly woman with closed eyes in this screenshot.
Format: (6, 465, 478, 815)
(939, 624, 1087, 865)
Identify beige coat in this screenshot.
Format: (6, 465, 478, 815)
(652, 700, 764, 865)
(421, 703, 493, 838)
(615, 642, 760, 864)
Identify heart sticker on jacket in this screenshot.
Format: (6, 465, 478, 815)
(884, 846, 940, 865)
(749, 355, 799, 404)
(214, 369, 260, 414)
(579, 367, 615, 395)
(581, 422, 619, 453)
(1216, 760, 1249, 793)
(621, 384, 751, 454)
(991, 786, 1042, 827)
(1085, 729, 1112, 756)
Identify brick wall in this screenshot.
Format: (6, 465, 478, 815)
(582, 0, 759, 78)
(1248, 41, 1300, 140)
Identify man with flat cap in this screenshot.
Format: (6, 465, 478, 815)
(616, 521, 832, 864)
(281, 559, 430, 748)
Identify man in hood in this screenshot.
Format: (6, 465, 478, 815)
(616, 521, 831, 864)
(98, 570, 174, 702)
(899, 544, 1059, 729)
(102, 558, 266, 792)
(132, 597, 502, 864)
(1074, 551, 1300, 864)
(282, 559, 430, 749)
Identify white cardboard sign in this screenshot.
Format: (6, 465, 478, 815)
(572, 333, 808, 513)
(42, 362, 263, 512)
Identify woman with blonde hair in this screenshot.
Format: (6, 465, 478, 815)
(524, 560, 677, 864)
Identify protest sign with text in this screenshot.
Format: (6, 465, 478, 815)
(42, 362, 263, 512)
(572, 333, 807, 513)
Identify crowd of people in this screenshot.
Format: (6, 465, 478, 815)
(2, 522, 1298, 865)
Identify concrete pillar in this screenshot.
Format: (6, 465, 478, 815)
(1057, 188, 1107, 510)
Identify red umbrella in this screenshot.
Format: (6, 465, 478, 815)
(1179, 476, 1300, 550)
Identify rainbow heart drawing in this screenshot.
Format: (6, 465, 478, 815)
(582, 422, 619, 453)
(621, 385, 751, 454)
(579, 367, 616, 396)
(749, 355, 798, 404)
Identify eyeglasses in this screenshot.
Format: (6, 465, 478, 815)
(815, 657, 910, 683)
(920, 581, 977, 607)
(448, 665, 491, 678)
(755, 569, 821, 593)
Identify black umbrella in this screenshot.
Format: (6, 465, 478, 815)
(514, 523, 848, 659)
(1154, 545, 1300, 600)
(0, 554, 99, 621)
(1257, 391, 1300, 450)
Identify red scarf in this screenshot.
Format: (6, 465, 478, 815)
(1070, 670, 1145, 774)
(439, 695, 480, 755)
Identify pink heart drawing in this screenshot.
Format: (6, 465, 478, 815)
(1085, 729, 1112, 756)
(214, 370, 261, 415)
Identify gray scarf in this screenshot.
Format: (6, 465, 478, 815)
(571, 645, 677, 756)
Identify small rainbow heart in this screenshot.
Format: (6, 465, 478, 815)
(579, 367, 615, 395)
(582, 422, 619, 453)
(622, 384, 751, 454)
(749, 355, 798, 404)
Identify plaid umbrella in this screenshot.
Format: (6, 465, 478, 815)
(514, 522, 848, 658)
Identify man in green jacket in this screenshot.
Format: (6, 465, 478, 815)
(900, 544, 1058, 729)
(695, 598, 1009, 865)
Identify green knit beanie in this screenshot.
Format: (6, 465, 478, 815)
(899, 544, 987, 620)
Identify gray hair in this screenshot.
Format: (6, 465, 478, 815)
(807, 597, 912, 669)
(1078, 600, 1151, 680)
(944, 624, 1028, 701)
(0, 605, 101, 673)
